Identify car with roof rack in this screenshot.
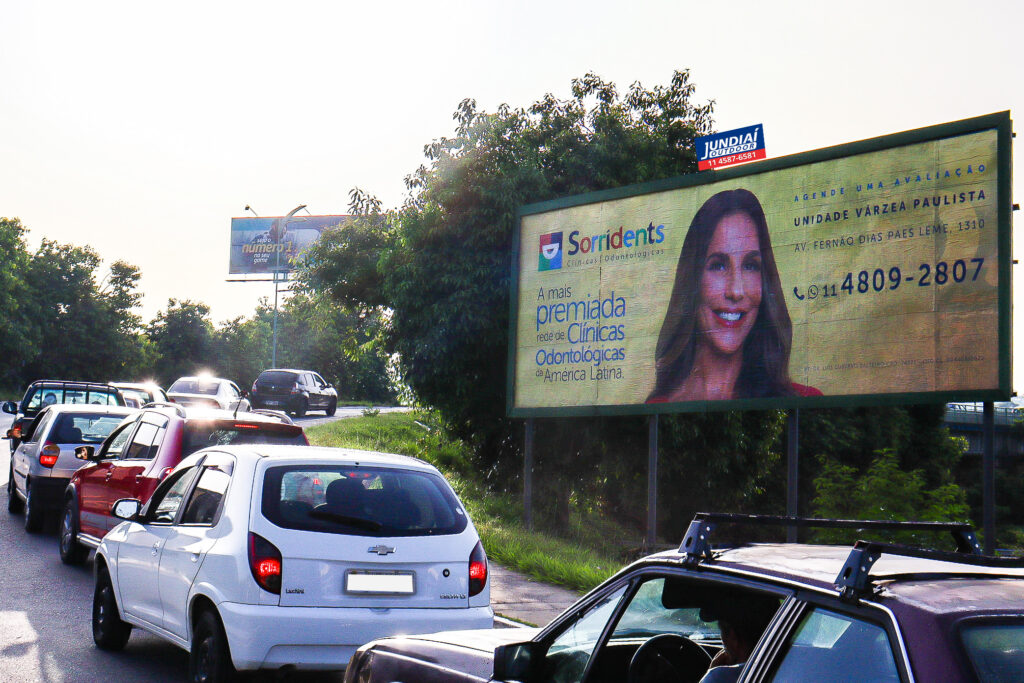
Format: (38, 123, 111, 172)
(59, 403, 307, 565)
(3, 380, 127, 454)
(344, 512, 1024, 683)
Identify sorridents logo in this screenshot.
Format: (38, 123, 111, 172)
(567, 222, 665, 255)
(539, 232, 562, 271)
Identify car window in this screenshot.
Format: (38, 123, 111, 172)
(766, 606, 899, 683)
(102, 421, 138, 459)
(24, 389, 44, 412)
(544, 584, 630, 683)
(123, 422, 160, 460)
(261, 465, 469, 537)
(180, 465, 232, 526)
(148, 467, 201, 524)
(23, 410, 54, 443)
(313, 374, 326, 387)
(169, 379, 220, 395)
(228, 383, 240, 398)
(182, 422, 305, 456)
(610, 577, 720, 640)
(51, 414, 124, 444)
(259, 371, 297, 385)
(961, 620, 1024, 682)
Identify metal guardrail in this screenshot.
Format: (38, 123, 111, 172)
(944, 402, 1022, 427)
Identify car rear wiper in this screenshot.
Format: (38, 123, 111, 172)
(308, 509, 383, 531)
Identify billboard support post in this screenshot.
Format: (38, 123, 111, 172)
(786, 409, 799, 543)
(983, 401, 995, 554)
(647, 414, 659, 548)
(524, 419, 535, 531)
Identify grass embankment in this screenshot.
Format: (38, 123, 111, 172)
(307, 411, 630, 594)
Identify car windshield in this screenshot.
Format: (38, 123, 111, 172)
(51, 414, 125, 444)
(118, 388, 154, 406)
(261, 465, 469, 538)
(961, 621, 1024, 682)
(182, 422, 305, 457)
(24, 386, 120, 412)
(169, 379, 220, 395)
(258, 371, 297, 384)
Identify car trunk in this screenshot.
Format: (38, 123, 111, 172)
(258, 526, 478, 609)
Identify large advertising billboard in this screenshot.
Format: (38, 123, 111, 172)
(509, 113, 1012, 417)
(229, 214, 352, 274)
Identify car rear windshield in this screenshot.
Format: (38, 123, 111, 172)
(257, 371, 298, 385)
(51, 414, 125, 444)
(182, 422, 305, 457)
(961, 621, 1024, 682)
(118, 388, 153, 407)
(169, 379, 221, 395)
(261, 465, 469, 538)
(25, 386, 121, 412)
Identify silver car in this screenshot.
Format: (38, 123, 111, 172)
(7, 403, 135, 532)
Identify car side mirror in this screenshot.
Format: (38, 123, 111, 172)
(1, 401, 16, 415)
(493, 642, 541, 682)
(75, 446, 97, 461)
(111, 498, 142, 521)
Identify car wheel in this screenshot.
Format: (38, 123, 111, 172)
(23, 481, 44, 533)
(7, 465, 23, 514)
(326, 399, 337, 417)
(93, 568, 131, 650)
(293, 399, 307, 418)
(59, 498, 90, 565)
(190, 609, 236, 683)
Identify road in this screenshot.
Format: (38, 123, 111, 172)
(0, 410, 371, 682)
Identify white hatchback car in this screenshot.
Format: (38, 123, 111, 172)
(92, 445, 492, 680)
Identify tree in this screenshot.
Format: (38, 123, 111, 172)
(148, 299, 215, 385)
(0, 218, 39, 389)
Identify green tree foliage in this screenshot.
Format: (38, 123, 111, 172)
(147, 299, 215, 385)
(0, 218, 38, 389)
(812, 448, 970, 547)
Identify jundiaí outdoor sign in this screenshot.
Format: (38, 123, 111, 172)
(696, 124, 767, 171)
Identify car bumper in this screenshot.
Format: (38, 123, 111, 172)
(251, 395, 301, 411)
(218, 602, 494, 671)
(30, 476, 71, 511)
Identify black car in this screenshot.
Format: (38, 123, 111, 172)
(345, 513, 1024, 683)
(250, 369, 337, 417)
(3, 380, 126, 454)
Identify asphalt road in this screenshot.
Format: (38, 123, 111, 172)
(0, 411, 365, 682)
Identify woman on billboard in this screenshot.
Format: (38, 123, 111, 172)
(648, 188, 820, 403)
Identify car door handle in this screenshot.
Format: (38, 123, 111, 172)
(191, 552, 200, 563)
(105, 471, 114, 481)
(135, 474, 144, 482)
(151, 542, 161, 556)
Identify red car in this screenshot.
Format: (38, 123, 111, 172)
(59, 404, 307, 564)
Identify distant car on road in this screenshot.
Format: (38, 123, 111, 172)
(167, 376, 250, 412)
(92, 445, 491, 680)
(345, 513, 1024, 683)
(3, 380, 126, 454)
(7, 403, 135, 532)
(60, 403, 306, 564)
(110, 382, 168, 408)
(250, 368, 337, 417)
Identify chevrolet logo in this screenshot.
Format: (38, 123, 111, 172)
(368, 544, 396, 556)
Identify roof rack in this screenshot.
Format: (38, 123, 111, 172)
(141, 401, 187, 418)
(680, 513, 1024, 602)
(249, 409, 295, 426)
(681, 512, 980, 563)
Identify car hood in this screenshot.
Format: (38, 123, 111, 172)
(363, 628, 540, 680)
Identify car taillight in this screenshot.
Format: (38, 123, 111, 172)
(290, 383, 302, 394)
(251, 382, 258, 393)
(39, 442, 60, 468)
(11, 424, 23, 439)
(248, 532, 282, 594)
(469, 541, 487, 597)
(233, 423, 259, 429)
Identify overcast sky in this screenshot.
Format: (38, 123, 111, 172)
(2, 1, 1022, 386)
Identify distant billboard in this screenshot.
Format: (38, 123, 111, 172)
(696, 124, 767, 171)
(509, 113, 1012, 417)
(229, 215, 352, 274)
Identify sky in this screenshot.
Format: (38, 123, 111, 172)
(1, 0, 1022, 386)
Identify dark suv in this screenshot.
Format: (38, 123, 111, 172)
(346, 513, 1024, 683)
(59, 403, 307, 564)
(3, 380, 126, 454)
(250, 369, 337, 417)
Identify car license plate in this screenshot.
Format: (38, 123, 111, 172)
(346, 570, 415, 594)
(266, 400, 280, 406)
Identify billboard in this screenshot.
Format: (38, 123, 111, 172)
(508, 113, 1012, 417)
(229, 214, 353, 274)
(696, 124, 766, 171)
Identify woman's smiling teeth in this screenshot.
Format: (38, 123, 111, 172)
(716, 310, 743, 322)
